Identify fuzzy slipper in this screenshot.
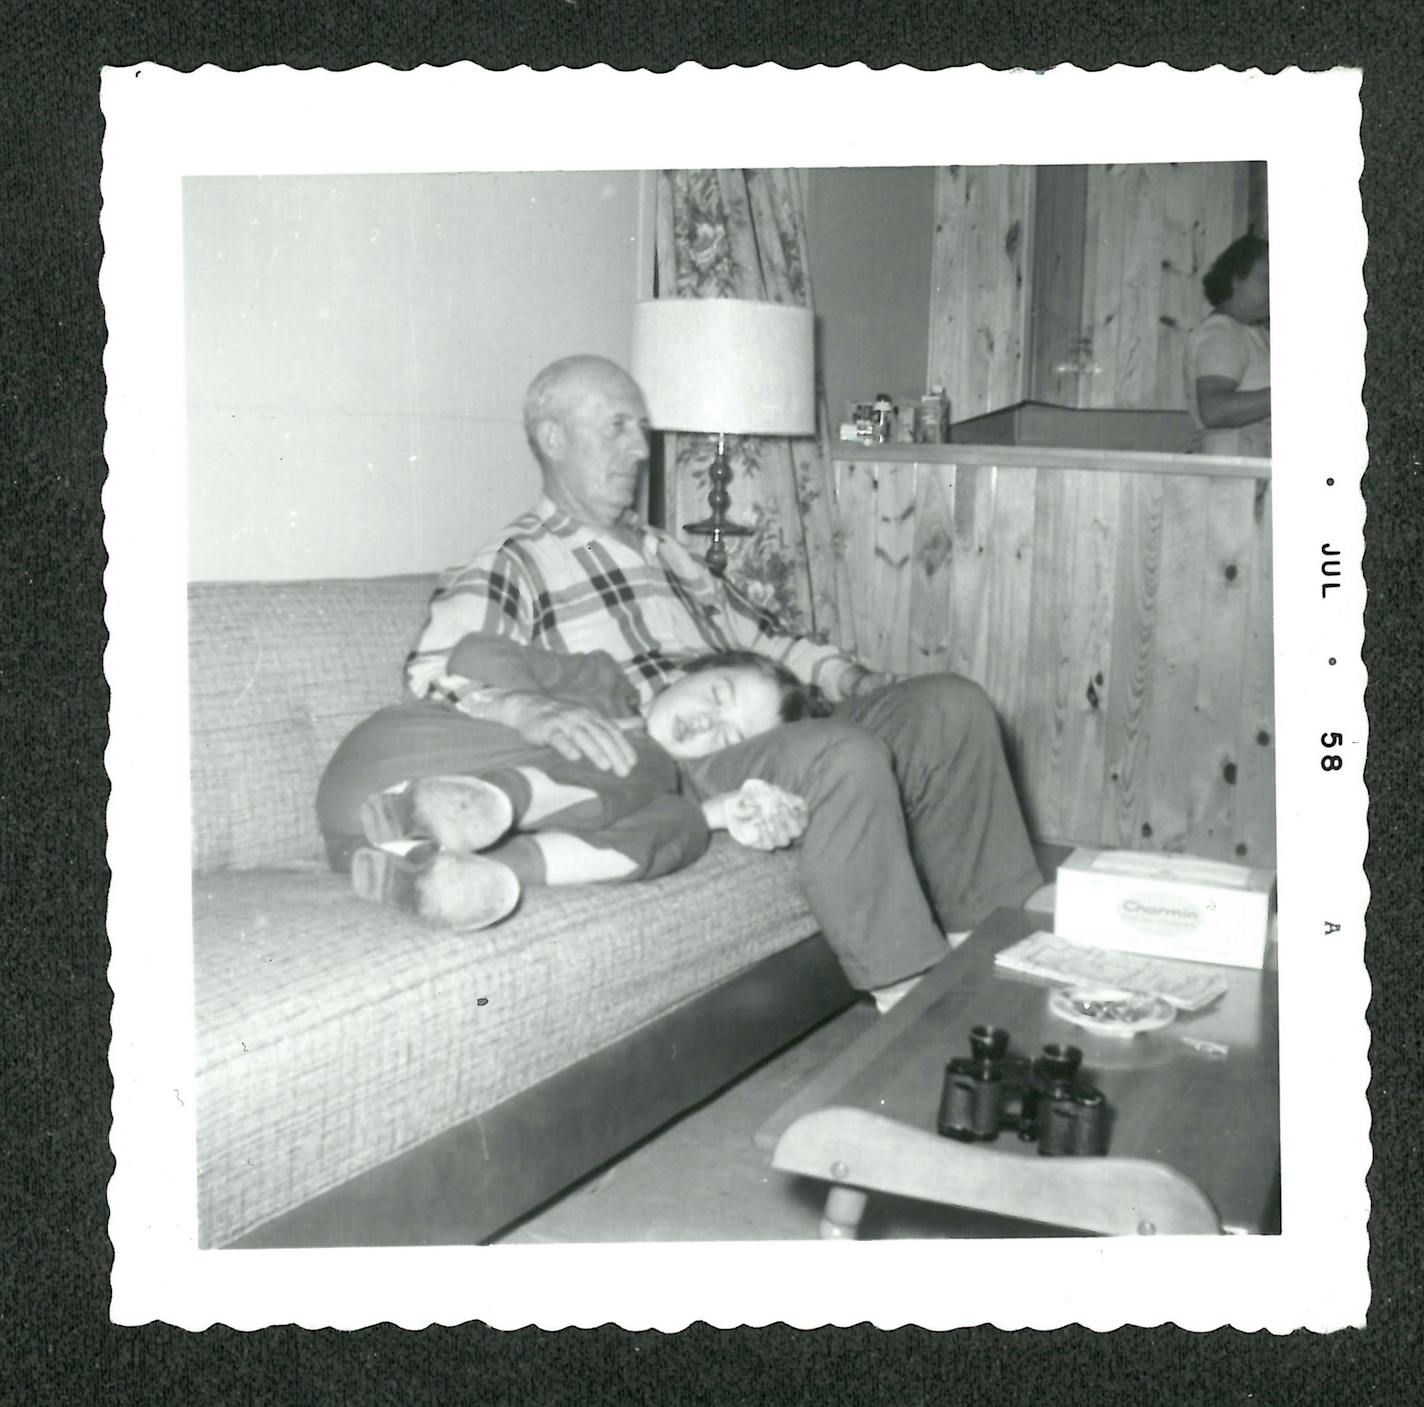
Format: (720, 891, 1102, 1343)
(360, 775, 514, 853)
(350, 844, 521, 931)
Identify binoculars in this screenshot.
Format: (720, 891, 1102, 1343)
(937, 1025, 1110, 1157)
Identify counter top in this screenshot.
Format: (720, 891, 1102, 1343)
(830, 440, 1271, 480)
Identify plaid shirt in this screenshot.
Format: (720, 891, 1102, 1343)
(406, 496, 866, 711)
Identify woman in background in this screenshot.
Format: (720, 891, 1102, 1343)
(1185, 233, 1271, 457)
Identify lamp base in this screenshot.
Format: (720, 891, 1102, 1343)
(683, 518, 754, 540)
(683, 431, 752, 578)
(682, 517, 752, 578)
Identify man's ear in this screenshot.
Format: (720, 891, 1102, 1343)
(534, 417, 564, 463)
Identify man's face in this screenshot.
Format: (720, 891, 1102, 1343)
(542, 369, 651, 527)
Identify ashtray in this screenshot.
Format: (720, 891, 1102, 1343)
(1048, 986, 1177, 1038)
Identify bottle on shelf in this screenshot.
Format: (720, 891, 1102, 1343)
(872, 391, 894, 445)
(919, 385, 949, 444)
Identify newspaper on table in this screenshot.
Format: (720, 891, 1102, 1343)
(994, 930, 1230, 1011)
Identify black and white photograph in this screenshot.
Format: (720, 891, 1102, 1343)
(102, 65, 1368, 1331)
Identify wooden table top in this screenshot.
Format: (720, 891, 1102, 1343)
(757, 909, 1280, 1235)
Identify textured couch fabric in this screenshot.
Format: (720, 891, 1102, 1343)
(189, 576, 436, 872)
(189, 576, 821, 1248)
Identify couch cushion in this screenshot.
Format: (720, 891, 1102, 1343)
(194, 836, 819, 1247)
(188, 576, 436, 871)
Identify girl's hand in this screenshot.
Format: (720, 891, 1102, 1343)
(724, 779, 809, 851)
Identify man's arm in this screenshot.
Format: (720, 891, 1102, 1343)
(714, 576, 901, 701)
(476, 691, 638, 776)
(446, 632, 639, 775)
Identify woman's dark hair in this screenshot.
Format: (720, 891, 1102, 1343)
(680, 649, 834, 722)
(1202, 233, 1268, 309)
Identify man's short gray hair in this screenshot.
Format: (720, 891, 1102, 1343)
(522, 355, 627, 461)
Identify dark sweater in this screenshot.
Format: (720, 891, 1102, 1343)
(445, 632, 642, 720)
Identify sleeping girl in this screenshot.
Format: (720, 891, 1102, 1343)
(315, 635, 831, 930)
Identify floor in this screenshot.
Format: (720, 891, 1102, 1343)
(496, 999, 1069, 1243)
(497, 869, 1070, 1244)
(494, 1001, 864, 1243)
(493, 845, 1279, 1243)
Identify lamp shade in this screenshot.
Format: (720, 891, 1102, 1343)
(631, 298, 816, 437)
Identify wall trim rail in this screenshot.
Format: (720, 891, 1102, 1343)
(831, 441, 1271, 481)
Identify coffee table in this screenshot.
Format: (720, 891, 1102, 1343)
(756, 909, 1280, 1239)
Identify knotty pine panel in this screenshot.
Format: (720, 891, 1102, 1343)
(832, 459, 878, 667)
(1098, 470, 1164, 851)
(868, 462, 918, 676)
(1192, 477, 1259, 857)
(1083, 163, 1251, 411)
(1081, 165, 1133, 410)
(928, 167, 1035, 422)
(1138, 474, 1213, 853)
(908, 464, 956, 676)
(975, 466, 1039, 786)
(1232, 481, 1276, 866)
(1116, 165, 1169, 407)
(829, 455, 1275, 865)
(1020, 466, 1121, 845)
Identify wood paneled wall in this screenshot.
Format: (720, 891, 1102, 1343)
(927, 167, 1036, 423)
(930, 163, 1256, 419)
(831, 451, 1276, 867)
(1078, 163, 1252, 410)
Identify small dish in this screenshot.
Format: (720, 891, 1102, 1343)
(1049, 986, 1177, 1038)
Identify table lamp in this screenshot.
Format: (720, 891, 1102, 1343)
(631, 297, 816, 576)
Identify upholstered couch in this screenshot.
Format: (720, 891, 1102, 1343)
(189, 575, 855, 1248)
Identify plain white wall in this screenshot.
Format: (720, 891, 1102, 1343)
(184, 171, 647, 581)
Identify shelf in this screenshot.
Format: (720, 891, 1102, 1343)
(827, 439, 1271, 480)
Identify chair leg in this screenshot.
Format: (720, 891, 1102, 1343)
(820, 1185, 869, 1240)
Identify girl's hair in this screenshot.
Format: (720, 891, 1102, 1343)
(679, 649, 834, 722)
(1202, 233, 1268, 309)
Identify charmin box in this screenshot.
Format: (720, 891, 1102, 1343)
(1053, 848, 1276, 969)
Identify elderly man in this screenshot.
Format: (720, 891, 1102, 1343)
(344, 354, 1045, 1007)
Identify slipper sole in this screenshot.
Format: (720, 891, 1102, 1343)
(360, 775, 514, 853)
(350, 845, 520, 931)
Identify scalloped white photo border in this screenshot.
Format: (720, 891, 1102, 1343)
(102, 63, 1368, 1331)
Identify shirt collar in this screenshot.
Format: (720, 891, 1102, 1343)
(535, 494, 655, 552)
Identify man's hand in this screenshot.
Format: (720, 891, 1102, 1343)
(723, 779, 809, 851)
(848, 668, 899, 698)
(496, 692, 639, 776)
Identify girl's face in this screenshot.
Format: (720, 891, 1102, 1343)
(644, 665, 785, 760)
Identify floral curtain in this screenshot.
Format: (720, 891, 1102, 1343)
(654, 169, 842, 643)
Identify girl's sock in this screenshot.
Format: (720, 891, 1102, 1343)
(484, 831, 638, 887)
(488, 765, 602, 828)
